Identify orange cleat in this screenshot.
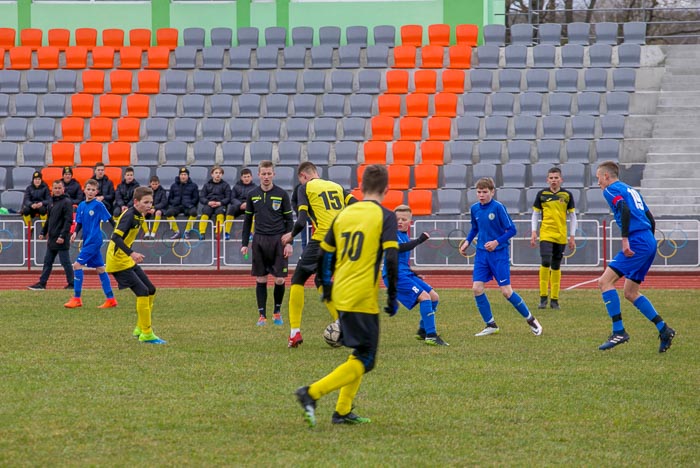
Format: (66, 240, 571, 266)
(64, 297, 83, 308)
(97, 298, 118, 309)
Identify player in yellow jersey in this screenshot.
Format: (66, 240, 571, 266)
(281, 162, 356, 348)
(530, 167, 576, 310)
(295, 164, 399, 427)
(105, 186, 166, 344)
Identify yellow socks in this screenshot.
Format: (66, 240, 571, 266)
(539, 265, 551, 298)
(550, 269, 561, 300)
(136, 296, 152, 335)
(288, 284, 304, 329)
(317, 286, 339, 321)
(309, 355, 365, 414)
(199, 214, 210, 234)
(224, 215, 235, 234)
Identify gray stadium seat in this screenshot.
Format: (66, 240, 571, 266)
(600, 114, 625, 138)
(501, 163, 528, 188)
(192, 141, 217, 166)
(41, 94, 67, 118)
(275, 70, 299, 94)
(302, 70, 326, 94)
(237, 27, 259, 48)
(576, 92, 601, 115)
(330, 70, 354, 94)
(341, 118, 366, 141)
(441, 164, 468, 189)
(519, 92, 543, 116)
(565, 139, 591, 163)
(201, 118, 226, 142)
(541, 115, 566, 139)
(286, 118, 310, 141)
(164, 141, 188, 165)
(292, 26, 313, 48)
(567, 22, 590, 45)
(0, 94, 9, 117)
(561, 44, 584, 68)
(477, 141, 502, 164)
(455, 116, 480, 140)
(183, 27, 205, 48)
(277, 141, 302, 165)
(132, 166, 152, 183)
(228, 46, 253, 69)
(265, 27, 287, 48)
(490, 92, 515, 116)
(536, 140, 562, 163)
(3, 118, 29, 142)
(436, 189, 465, 215)
(475, 45, 499, 68)
(238, 94, 262, 118)
(338, 45, 361, 69)
(188, 166, 208, 188)
(182, 94, 206, 118)
(612, 68, 636, 92)
(135, 141, 160, 165)
(310, 45, 333, 68)
(373, 25, 396, 47)
(605, 91, 630, 115)
(0, 71, 21, 93)
(463, 92, 487, 116)
(513, 115, 537, 140)
(327, 165, 353, 187)
(548, 92, 573, 116)
(154, 94, 177, 118)
(348, 94, 372, 118)
(173, 46, 197, 69)
(584, 68, 608, 92)
(256, 45, 279, 69)
(174, 118, 198, 142)
(483, 24, 506, 46)
(257, 118, 282, 141)
(319, 26, 341, 47)
(554, 68, 579, 92)
(164, 70, 189, 94)
(249, 141, 273, 164)
(511, 24, 534, 45)
(321, 94, 345, 117)
(201, 46, 226, 69)
(292, 94, 317, 117)
(0, 167, 6, 190)
(498, 69, 522, 93)
(15, 94, 39, 117)
(24, 142, 48, 166)
(274, 165, 296, 191)
(595, 139, 620, 161)
(507, 140, 532, 163)
(538, 23, 562, 45)
(561, 162, 586, 187)
(585, 188, 609, 214)
(0, 190, 23, 212)
(265, 94, 289, 118)
(282, 45, 306, 69)
(472, 163, 498, 185)
(448, 140, 473, 164)
(358, 70, 381, 94)
(469, 69, 494, 92)
(334, 141, 359, 165)
(211, 27, 233, 48)
(54, 70, 78, 94)
(12, 167, 37, 190)
(26, 70, 49, 94)
(0, 142, 19, 165)
(589, 43, 612, 67)
(210, 94, 234, 118)
(618, 43, 641, 67)
(365, 45, 389, 68)
(594, 22, 618, 44)
(248, 70, 271, 94)
(229, 118, 254, 141)
(220, 71, 243, 94)
(157, 166, 180, 185)
(530, 162, 553, 185)
(346, 26, 368, 47)
(221, 141, 246, 164)
(525, 69, 550, 92)
(532, 44, 555, 68)
(504, 45, 527, 68)
(31, 118, 56, 142)
(623, 22, 646, 44)
(307, 141, 331, 165)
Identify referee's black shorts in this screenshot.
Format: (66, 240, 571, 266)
(291, 239, 322, 286)
(251, 232, 288, 278)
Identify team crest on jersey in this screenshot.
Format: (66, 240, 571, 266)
(89, 209, 95, 216)
(271, 198, 281, 211)
(488, 213, 495, 220)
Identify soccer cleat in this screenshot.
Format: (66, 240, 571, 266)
(64, 297, 83, 308)
(475, 325, 500, 337)
(598, 332, 630, 350)
(27, 283, 46, 291)
(64, 284, 74, 289)
(425, 334, 449, 346)
(97, 298, 118, 309)
(288, 331, 304, 348)
(169, 231, 180, 240)
(295, 386, 317, 428)
(224, 233, 230, 241)
(658, 326, 676, 353)
(256, 315, 267, 326)
(550, 299, 560, 310)
(139, 332, 167, 344)
(538, 296, 548, 309)
(415, 328, 426, 340)
(527, 317, 543, 336)
(132, 327, 142, 338)
(331, 411, 371, 425)
(273, 313, 284, 326)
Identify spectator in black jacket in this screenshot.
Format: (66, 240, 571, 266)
(224, 168, 257, 240)
(198, 165, 232, 239)
(93, 162, 115, 214)
(62, 166, 84, 204)
(165, 167, 199, 239)
(144, 175, 168, 239)
(113, 166, 140, 217)
(22, 170, 51, 232)
(27, 180, 74, 290)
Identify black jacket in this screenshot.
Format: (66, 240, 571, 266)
(230, 181, 257, 213)
(63, 178, 84, 204)
(41, 193, 73, 251)
(200, 179, 232, 207)
(152, 186, 168, 212)
(22, 182, 51, 209)
(168, 178, 199, 209)
(115, 179, 140, 210)
(94, 174, 116, 211)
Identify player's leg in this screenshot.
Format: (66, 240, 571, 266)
(472, 253, 498, 335)
(165, 206, 180, 237)
(132, 266, 162, 343)
(64, 258, 85, 308)
(21, 207, 33, 231)
(255, 276, 268, 325)
(95, 262, 117, 308)
(199, 205, 213, 237)
(549, 243, 565, 309)
(597, 265, 628, 350)
(58, 249, 74, 289)
(151, 210, 162, 237)
(214, 207, 225, 235)
(288, 241, 324, 347)
(33, 247, 58, 288)
(538, 241, 553, 309)
(185, 207, 198, 236)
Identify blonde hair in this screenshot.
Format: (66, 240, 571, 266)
(394, 204, 412, 215)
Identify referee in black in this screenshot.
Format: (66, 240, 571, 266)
(241, 160, 295, 327)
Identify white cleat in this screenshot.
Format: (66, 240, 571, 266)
(474, 326, 500, 337)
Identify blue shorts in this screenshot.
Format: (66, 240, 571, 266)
(390, 273, 433, 311)
(609, 230, 656, 283)
(76, 247, 105, 269)
(473, 248, 511, 286)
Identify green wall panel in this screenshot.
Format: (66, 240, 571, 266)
(170, 3, 238, 45)
(0, 4, 19, 32)
(250, 1, 277, 33)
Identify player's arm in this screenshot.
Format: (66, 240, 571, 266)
(645, 209, 656, 233)
(289, 184, 310, 237)
(567, 210, 577, 238)
(59, 201, 73, 241)
(494, 206, 517, 245)
(110, 211, 135, 256)
(318, 225, 337, 301)
(240, 195, 255, 247)
(343, 189, 357, 206)
(398, 232, 429, 253)
(463, 209, 479, 250)
(530, 209, 541, 246)
(382, 212, 400, 315)
(282, 191, 295, 234)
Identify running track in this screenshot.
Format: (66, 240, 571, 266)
(3, 270, 699, 291)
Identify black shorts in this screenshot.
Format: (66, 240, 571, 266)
(111, 265, 156, 297)
(540, 241, 566, 260)
(165, 205, 198, 218)
(201, 205, 227, 218)
(291, 239, 322, 286)
(251, 233, 288, 278)
(339, 311, 379, 372)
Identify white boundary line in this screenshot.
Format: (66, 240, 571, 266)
(565, 277, 599, 290)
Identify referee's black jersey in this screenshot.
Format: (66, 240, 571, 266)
(242, 185, 294, 243)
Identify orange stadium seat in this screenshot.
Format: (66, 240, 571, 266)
(405, 93, 429, 117)
(71, 94, 95, 118)
(102, 29, 125, 49)
(382, 190, 405, 210)
(434, 92, 458, 117)
(370, 116, 395, 141)
(117, 117, 141, 142)
(456, 24, 479, 46)
(393, 45, 416, 68)
(427, 117, 451, 141)
(408, 189, 433, 215)
(64, 46, 88, 69)
(420, 141, 445, 165)
(377, 94, 401, 117)
(61, 118, 86, 142)
(420, 45, 444, 68)
(9, 46, 32, 69)
(48, 29, 70, 50)
(79, 142, 104, 166)
(129, 29, 152, 50)
(0, 28, 16, 48)
(388, 164, 410, 190)
(386, 70, 409, 94)
(400, 25, 423, 46)
(156, 28, 178, 50)
(81, 70, 105, 93)
(441, 69, 465, 93)
(137, 70, 161, 94)
(20, 29, 43, 49)
(108, 142, 131, 166)
(104, 165, 123, 182)
(428, 24, 451, 46)
(99, 94, 123, 117)
(448, 44, 472, 69)
(399, 117, 423, 141)
(356, 164, 366, 187)
(118, 46, 143, 69)
(51, 142, 76, 166)
(413, 164, 439, 189)
(75, 28, 98, 50)
(414, 70, 437, 94)
(125, 94, 150, 117)
(363, 141, 387, 164)
(37, 46, 60, 69)
(0, 48, 4, 69)
(109, 70, 133, 94)
(72, 167, 94, 185)
(391, 141, 416, 165)
(146, 46, 170, 69)
(41, 167, 64, 187)
(351, 188, 363, 200)
(90, 46, 115, 69)
(89, 117, 113, 142)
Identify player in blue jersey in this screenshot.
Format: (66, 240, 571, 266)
(459, 177, 543, 337)
(64, 179, 117, 309)
(382, 205, 448, 346)
(595, 161, 676, 352)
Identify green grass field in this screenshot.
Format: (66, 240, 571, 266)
(1, 287, 697, 466)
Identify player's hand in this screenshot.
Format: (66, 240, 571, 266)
(131, 252, 145, 264)
(56, 237, 64, 245)
(485, 240, 498, 251)
(283, 243, 293, 258)
(622, 238, 634, 257)
(459, 240, 469, 254)
(240, 246, 248, 257)
(530, 232, 537, 248)
(384, 297, 398, 316)
(70, 232, 77, 242)
(38, 234, 44, 240)
(281, 232, 292, 245)
(321, 284, 332, 302)
(568, 236, 576, 251)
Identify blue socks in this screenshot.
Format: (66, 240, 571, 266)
(73, 269, 84, 298)
(99, 271, 114, 299)
(634, 295, 665, 331)
(475, 293, 494, 325)
(419, 300, 436, 335)
(602, 290, 624, 333)
(507, 291, 531, 319)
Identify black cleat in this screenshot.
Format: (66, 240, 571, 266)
(331, 411, 371, 424)
(599, 332, 630, 351)
(538, 296, 548, 309)
(295, 386, 316, 427)
(425, 334, 449, 346)
(658, 326, 676, 353)
(27, 282, 46, 291)
(550, 299, 560, 310)
(415, 328, 426, 340)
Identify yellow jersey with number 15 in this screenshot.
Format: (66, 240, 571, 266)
(296, 178, 354, 242)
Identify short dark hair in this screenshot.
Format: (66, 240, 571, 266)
(52, 179, 65, 187)
(210, 165, 223, 174)
(124, 166, 134, 175)
(94, 162, 105, 169)
(297, 161, 318, 177)
(258, 160, 274, 171)
(149, 175, 160, 183)
(134, 186, 153, 201)
(84, 178, 98, 189)
(361, 164, 388, 195)
(548, 167, 562, 175)
(475, 177, 495, 190)
(240, 168, 252, 176)
(597, 160, 619, 178)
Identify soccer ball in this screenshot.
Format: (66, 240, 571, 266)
(323, 320, 343, 348)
